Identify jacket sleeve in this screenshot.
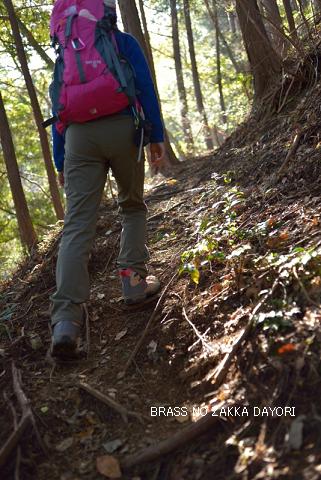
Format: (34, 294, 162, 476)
(52, 124, 65, 172)
(121, 33, 164, 143)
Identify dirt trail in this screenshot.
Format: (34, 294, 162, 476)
(2, 79, 321, 479)
(0, 162, 221, 480)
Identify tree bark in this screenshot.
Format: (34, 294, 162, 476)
(4, 0, 64, 220)
(17, 17, 54, 69)
(213, 3, 227, 124)
(0, 92, 37, 252)
(236, 0, 282, 100)
(228, 10, 237, 34)
(283, 0, 299, 41)
(118, 0, 179, 165)
(183, 0, 214, 151)
(260, 0, 287, 54)
(170, 0, 194, 153)
(137, 0, 155, 79)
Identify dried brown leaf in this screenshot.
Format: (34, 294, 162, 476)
(96, 455, 122, 478)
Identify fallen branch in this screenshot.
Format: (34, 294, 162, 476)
(209, 279, 279, 389)
(181, 303, 215, 353)
(79, 382, 148, 424)
(123, 273, 177, 374)
(3, 391, 22, 480)
(0, 414, 31, 468)
(12, 363, 47, 456)
(121, 402, 227, 469)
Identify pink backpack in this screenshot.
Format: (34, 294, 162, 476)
(48, 0, 133, 133)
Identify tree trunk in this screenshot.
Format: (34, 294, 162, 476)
(228, 10, 237, 34)
(183, 0, 214, 151)
(260, 0, 288, 54)
(137, 0, 155, 79)
(236, 0, 282, 100)
(170, 0, 194, 154)
(204, 0, 251, 99)
(283, 0, 299, 40)
(4, 0, 64, 221)
(0, 92, 37, 252)
(17, 17, 54, 69)
(118, 0, 179, 165)
(213, 3, 227, 124)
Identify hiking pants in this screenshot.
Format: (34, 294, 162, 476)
(51, 114, 149, 326)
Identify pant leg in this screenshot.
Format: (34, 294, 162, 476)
(51, 123, 107, 326)
(99, 115, 149, 278)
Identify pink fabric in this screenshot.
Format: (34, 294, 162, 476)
(51, 1, 129, 128)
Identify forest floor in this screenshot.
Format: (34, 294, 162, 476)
(1, 81, 321, 480)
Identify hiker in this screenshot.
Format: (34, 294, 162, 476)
(48, 0, 166, 359)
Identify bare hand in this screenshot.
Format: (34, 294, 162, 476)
(58, 171, 65, 187)
(148, 142, 167, 172)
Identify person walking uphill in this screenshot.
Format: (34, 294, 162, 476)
(48, 0, 166, 360)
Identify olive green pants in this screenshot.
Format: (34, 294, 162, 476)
(51, 114, 149, 326)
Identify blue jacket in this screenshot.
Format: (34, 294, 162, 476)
(52, 30, 164, 172)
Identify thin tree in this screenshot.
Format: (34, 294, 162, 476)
(118, 0, 179, 165)
(213, 3, 227, 124)
(260, 0, 287, 53)
(4, 0, 64, 220)
(283, 0, 299, 41)
(137, 0, 156, 79)
(236, 0, 282, 100)
(170, 0, 194, 154)
(0, 92, 37, 252)
(183, 0, 214, 150)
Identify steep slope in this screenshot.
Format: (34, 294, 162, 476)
(1, 76, 321, 479)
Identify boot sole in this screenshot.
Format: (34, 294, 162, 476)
(122, 293, 161, 312)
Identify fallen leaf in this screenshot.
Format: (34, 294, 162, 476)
(167, 178, 178, 186)
(97, 293, 105, 300)
(56, 437, 74, 452)
(103, 439, 123, 453)
(40, 406, 49, 414)
(96, 455, 122, 478)
(277, 343, 296, 355)
(115, 329, 127, 341)
(211, 283, 223, 294)
(288, 416, 305, 450)
(75, 427, 94, 441)
(147, 340, 157, 353)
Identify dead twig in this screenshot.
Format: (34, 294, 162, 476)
(180, 302, 215, 353)
(293, 266, 320, 308)
(121, 402, 227, 469)
(123, 273, 177, 374)
(209, 279, 279, 389)
(83, 304, 90, 358)
(79, 382, 148, 424)
(3, 392, 22, 478)
(274, 128, 304, 183)
(12, 363, 47, 456)
(102, 234, 120, 275)
(0, 414, 31, 468)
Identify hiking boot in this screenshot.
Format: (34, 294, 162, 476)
(119, 268, 160, 305)
(51, 316, 83, 360)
